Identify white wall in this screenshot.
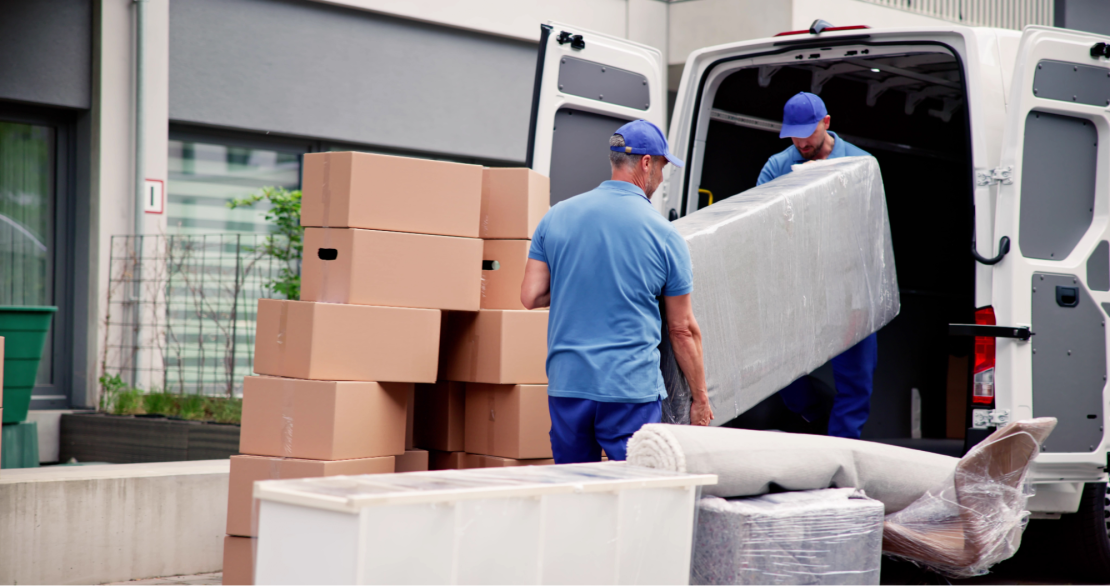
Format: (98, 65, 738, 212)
(88, 0, 169, 406)
(668, 0, 791, 65)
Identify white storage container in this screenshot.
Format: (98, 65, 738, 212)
(253, 462, 716, 585)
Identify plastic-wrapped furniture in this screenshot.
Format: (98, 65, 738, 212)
(252, 462, 716, 584)
(692, 489, 884, 585)
(883, 418, 1057, 577)
(660, 157, 898, 425)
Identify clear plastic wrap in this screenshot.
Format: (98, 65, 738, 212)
(692, 489, 884, 585)
(661, 157, 898, 424)
(882, 417, 1057, 578)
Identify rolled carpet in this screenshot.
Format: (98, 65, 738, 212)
(627, 424, 958, 513)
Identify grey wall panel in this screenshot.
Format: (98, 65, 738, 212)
(0, 0, 91, 109)
(169, 0, 536, 163)
(549, 108, 629, 204)
(1018, 111, 1097, 260)
(1088, 240, 1110, 291)
(1031, 273, 1106, 453)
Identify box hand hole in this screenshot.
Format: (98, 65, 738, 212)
(482, 260, 500, 271)
(318, 248, 338, 261)
(1056, 286, 1079, 307)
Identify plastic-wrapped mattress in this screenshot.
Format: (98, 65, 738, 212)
(661, 156, 898, 424)
(692, 489, 884, 585)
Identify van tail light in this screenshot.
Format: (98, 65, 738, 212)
(774, 25, 871, 37)
(972, 307, 996, 405)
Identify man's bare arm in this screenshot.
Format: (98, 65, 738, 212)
(663, 293, 713, 426)
(520, 259, 552, 309)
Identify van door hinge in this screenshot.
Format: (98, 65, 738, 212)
(976, 166, 1013, 187)
(972, 408, 1011, 429)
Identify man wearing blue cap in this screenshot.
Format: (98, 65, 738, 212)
(520, 119, 713, 463)
(758, 91, 879, 440)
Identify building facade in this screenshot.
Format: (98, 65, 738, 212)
(0, 0, 1103, 432)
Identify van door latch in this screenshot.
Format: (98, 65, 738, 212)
(556, 31, 585, 50)
(973, 408, 1011, 429)
(976, 166, 1013, 187)
(949, 323, 1034, 341)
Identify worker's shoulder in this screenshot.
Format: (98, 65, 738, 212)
(762, 145, 801, 174)
(837, 137, 871, 158)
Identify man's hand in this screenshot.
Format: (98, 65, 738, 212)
(690, 396, 714, 427)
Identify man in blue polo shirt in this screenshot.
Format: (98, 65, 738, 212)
(520, 119, 714, 463)
(758, 91, 879, 440)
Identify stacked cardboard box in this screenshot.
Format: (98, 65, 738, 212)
(222, 152, 507, 584)
(414, 168, 556, 470)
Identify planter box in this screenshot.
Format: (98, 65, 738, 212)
(60, 413, 240, 463)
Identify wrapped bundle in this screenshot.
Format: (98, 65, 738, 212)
(883, 418, 1057, 578)
(628, 419, 1058, 578)
(692, 489, 884, 585)
(626, 424, 955, 512)
(661, 156, 898, 424)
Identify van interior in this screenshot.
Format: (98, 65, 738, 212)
(690, 48, 976, 451)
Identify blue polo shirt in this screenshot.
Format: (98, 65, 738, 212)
(756, 131, 871, 185)
(528, 180, 693, 403)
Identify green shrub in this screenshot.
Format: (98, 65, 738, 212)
(99, 373, 243, 424)
(143, 392, 176, 416)
(179, 394, 207, 421)
(228, 186, 302, 300)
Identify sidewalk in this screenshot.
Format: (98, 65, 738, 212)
(108, 573, 221, 585)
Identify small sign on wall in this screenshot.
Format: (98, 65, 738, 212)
(144, 179, 164, 214)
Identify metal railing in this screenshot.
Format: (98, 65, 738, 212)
(858, 0, 1054, 30)
(101, 234, 296, 397)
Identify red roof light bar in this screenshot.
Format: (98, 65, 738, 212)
(774, 25, 871, 37)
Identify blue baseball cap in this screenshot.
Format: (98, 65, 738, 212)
(610, 119, 684, 167)
(779, 92, 828, 139)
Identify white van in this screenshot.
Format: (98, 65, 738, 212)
(527, 21, 1110, 576)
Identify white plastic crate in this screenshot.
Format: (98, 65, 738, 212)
(253, 462, 717, 585)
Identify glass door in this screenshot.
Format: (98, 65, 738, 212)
(0, 120, 57, 391)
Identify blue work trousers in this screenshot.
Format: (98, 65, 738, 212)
(780, 333, 878, 439)
(548, 396, 662, 463)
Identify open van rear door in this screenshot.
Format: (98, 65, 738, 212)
(992, 26, 1110, 475)
(527, 22, 667, 206)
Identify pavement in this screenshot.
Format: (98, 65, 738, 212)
(107, 573, 221, 585)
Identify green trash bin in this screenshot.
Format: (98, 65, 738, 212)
(0, 306, 57, 423)
(1, 421, 39, 468)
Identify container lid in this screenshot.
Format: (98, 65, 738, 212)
(254, 462, 717, 514)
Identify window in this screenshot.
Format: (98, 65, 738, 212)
(167, 137, 303, 234)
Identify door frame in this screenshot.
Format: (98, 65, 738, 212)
(0, 101, 79, 410)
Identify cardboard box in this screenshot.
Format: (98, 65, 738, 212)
(480, 167, 549, 239)
(302, 228, 483, 311)
(414, 381, 466, 452)
(302, 151, 482, 238)
(439, 310, 548, 384)
(395, 448, 429, 472)
(464, 384, 552, 459)
(253, 299, 440, 383)
(481, 240, 530, 310)
(428, 450, 466, 470)
(463, 453, 555, 468)
(222, 536, 254, 585)
(239, 376, 409, 460)
(227, 454, 394, 536)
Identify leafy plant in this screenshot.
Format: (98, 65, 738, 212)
(99, 373, 243, 424)
(228, 186, 303, 300)
(143, 392, 176, 416)
(179, 394, 207, 421)
(99, 373, 143, 415)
